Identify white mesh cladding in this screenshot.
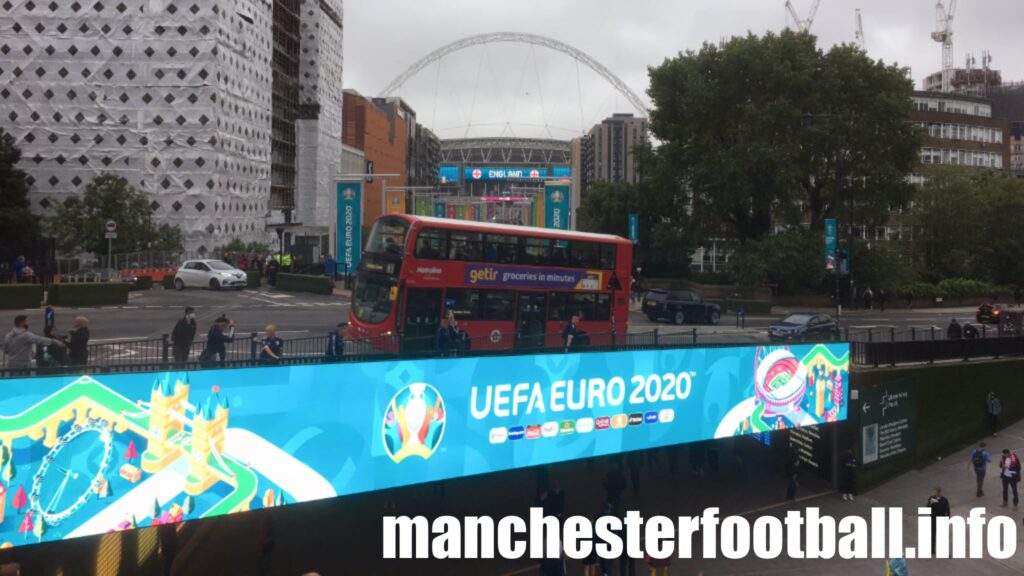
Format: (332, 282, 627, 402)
(0, 0, 273, 253)
(294, 0, 341, 229)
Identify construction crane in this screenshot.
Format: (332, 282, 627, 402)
(854, 9, 866, 51)
(785, 0, 822, 34)
(930, 0, 957, 92)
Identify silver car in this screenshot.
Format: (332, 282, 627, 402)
(173, 259, 247, 291)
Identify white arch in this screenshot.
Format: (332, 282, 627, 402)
(378, 32, 648, 118)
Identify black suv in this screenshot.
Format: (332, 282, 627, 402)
(641, 289, 721, 325)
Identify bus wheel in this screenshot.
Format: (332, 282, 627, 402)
(709, 311, 720, 325)
(673, 311, 685, 325)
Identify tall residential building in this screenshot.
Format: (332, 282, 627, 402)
(1011, 121, 1024, 179)
(581, 113, 648, 197)
(0, 0, 276, 252)
(910, 91, 1010, 172)
(342, 90, 408, 225)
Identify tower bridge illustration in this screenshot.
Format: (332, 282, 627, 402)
(0, 373, 336, 535)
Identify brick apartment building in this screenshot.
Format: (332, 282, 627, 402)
(342, 90, 408, 225)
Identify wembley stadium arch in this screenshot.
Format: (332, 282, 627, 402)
(380, 33, 648, 227)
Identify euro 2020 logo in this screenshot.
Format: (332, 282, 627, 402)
(342, 187, 356, 201)
(382, 383, 446, 463)
(550, 190, 564, 203)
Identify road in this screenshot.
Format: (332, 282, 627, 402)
(0, 286, 998, 344)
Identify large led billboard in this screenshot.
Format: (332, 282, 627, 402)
(0, 343, 848, 547)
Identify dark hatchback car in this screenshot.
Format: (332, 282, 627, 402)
(977, 303, 1008, 324)
(641, 289, 721, 325)
(768, 312, 841, 342)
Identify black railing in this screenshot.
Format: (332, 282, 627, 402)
(4, 325, 1024, 379)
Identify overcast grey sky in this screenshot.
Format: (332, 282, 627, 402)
(344, 0, 1023, 140)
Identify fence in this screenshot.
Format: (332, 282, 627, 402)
(4, 325, 1024, 379)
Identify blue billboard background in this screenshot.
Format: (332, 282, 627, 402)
(465, 167, 548, 181)
(0, 343, 848, 547)
(439, 165, 459, 184)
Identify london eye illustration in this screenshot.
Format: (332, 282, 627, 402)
(29, 418, 114, 526)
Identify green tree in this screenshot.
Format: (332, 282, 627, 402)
(0, 129, 43, 261)
(212, 238, 271, 257)
(48, 173, 182, 257)
(647, 31, 921, 243)
(727, 230, 827, 295)
(912, 167, 980, 281)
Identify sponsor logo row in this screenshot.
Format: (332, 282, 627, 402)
(488, 409, 675, 444)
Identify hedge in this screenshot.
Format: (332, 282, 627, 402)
(135, 275, 153, 290)
(0, 284, 44, 310)
(853, 359, 1024, 491)
(48, 282, 130, 307)
(275, 273, 331, 295)
(162, 275, 176, 289)
(707, 299, 772, 315)
(247, 270, 261, 289)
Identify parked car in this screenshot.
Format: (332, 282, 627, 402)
(65, 267, 140, 289)
(641, 289, 721, 325)
(768, 312, 841, 342)
(976, 303, 1008, 324)
(173, 260, 247, 291)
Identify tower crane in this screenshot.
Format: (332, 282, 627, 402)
(854, 9, 866, 51)
(930, 0, 957, 92)
(785, 0, 822, 34)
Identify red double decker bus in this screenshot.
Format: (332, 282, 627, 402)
(348, 214, 632, 352)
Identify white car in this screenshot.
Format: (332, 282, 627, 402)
(173, 259, 247, 291)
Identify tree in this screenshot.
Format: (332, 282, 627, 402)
(727, 230, 828, 295)
(48, 173, 183, 257)
(213, 238, 271, 257)
(32, 516, 45, 543)
(647, 31, 921, 243)
(913, 167, 1024, 285)
(11, 486, 26, 513)
(0, 129, 43, 263)
(3, 461, 15, 485)
(18, 512, 32, 539)
(124, 439, 139, 463)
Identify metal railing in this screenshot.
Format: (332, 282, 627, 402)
(4, 325, 1024, 379)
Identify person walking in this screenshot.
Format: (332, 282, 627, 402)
(926, 486, 950, 553)
(171, 307, 198, 363)
(326, 322, 348, 358)
(863, 287, 874, 310)
(969, 442, 991, 497)
(905, 289, 915, 310)
(946, 318, 962, 340)
(259, 324, 284, 364)
(67, 316, 90, 366)
(3, 315, 64, 369)
(986, 392, 1002, 436)
(963, 322, 979, 339)
(199, 316, 235, 366)
(999, 449, 1020, 509)
(840, 449, 857, 501)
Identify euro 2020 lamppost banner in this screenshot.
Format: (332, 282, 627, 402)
(544, 182, 570, 230)
(336, 181, 363, 273)
(0, 343, 848, 547)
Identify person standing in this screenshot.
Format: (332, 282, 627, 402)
(171, 307, 198, 363)
(840, 449, 857, 501)
(259, 325, 284, 363)
(436, 317, 453, 354)
(946, 318, 962, 340)
(999, 449, 1020, 509)
(200, 316, 235, 366)
(3, 315, 64, 369)
(67, 316, 90, 366)
(969, 442, 991, 497)
(863, 287, 874, 310)
(324, 254, 337, 280)
(986, 392, 1002, 436)
(905, 288, 915, 310)
(562, 312, 580, 351)
(326, 322, 348, 358)
(926, 487, 950, 553)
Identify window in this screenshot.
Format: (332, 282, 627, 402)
(352, 274, 394, 324)
(550, 240, 569, 267)
(599, 244, 617, 269)
(414, 228, 448, 259)
(570, 241, 601, 268)
(480, 290, 515, 321)
(365, 217, 409, 257)
(548, 292, 568, 321)
(485, 234, 519, 264)
(567, 293, 611, 322)
(445, 288, 480, 320)
(448, 230, 483, 260)
(520, 236, 550, 265)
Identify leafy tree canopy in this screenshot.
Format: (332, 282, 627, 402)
(212, 238, 271, 257)
(0, 129, 43, 261)
(48, 173, 182, 256)
(647, 31, 921, 243)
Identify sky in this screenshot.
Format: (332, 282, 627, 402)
(343, 0, 1024, 140)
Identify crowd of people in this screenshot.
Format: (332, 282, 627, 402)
(2, 311, 90, 369)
